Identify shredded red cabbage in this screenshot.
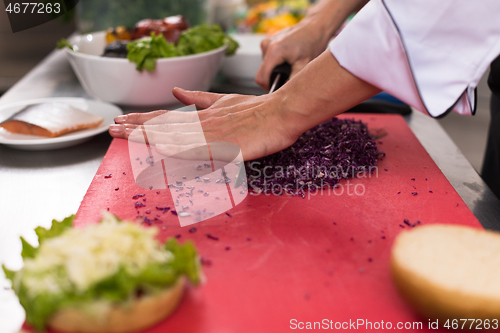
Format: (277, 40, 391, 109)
(245, 117, 384, 196)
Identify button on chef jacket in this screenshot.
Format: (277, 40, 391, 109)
(329, 0, 500, 117)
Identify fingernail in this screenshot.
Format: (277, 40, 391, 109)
(109, 124, 124, 133)
(114, 115, 127, 123)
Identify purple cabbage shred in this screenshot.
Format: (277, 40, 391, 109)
(134, 202, 146, 208)
(156, 206, 170, 213)
(206, 233, 219, 241)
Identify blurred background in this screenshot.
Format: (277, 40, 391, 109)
(0, 0, 492, 173)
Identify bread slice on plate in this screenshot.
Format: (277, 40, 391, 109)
(0, 102, 103, 138)
(47, 277, 186, 333)
(391, 224, 500, 326)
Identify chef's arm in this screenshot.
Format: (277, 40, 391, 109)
(275, 50, 380, 139)
(255, 0, 369, 90)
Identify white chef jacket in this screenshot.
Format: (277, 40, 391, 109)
(329, 0, 500, 117)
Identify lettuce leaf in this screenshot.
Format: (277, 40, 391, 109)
(20, 237, 37, 259)
(4, 216, 75, 330)
(127, 33, 179, 72)
(85, 266, 138, 302)
(165, 238, 200, 285)
(18, 215, 74, 261)
(35, 215, 74, 245)
(2, 265, 15, 281)
(177, 24, 224, 55)
(127, 24, 239, 72)
(23, 291, 63, 332)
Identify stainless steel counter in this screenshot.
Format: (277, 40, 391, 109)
(0, 48, 499, 332)
(406, 112, 500, 230)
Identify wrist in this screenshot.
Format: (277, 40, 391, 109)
(275, 78, 326, 139)
(276, 51, 381, 138)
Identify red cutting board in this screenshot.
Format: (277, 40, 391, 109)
(71, 114, 481, 333)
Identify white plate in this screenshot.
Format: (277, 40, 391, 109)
(0, 98, 122, 150)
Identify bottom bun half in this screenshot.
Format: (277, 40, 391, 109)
(48, 277, 186, 333)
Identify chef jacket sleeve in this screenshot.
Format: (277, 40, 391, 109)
(329, 0, 500, 117)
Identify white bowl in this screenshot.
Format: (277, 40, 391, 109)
(65, 32, 227, 107)
(221, 33, 265, 87)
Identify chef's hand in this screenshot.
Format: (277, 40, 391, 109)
(255, 0, 369, 91)
(109, 88, 299, 161)
(255, 22, 330, 91)
(109, 51, 381, 161)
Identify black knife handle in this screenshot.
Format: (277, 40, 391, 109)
(269, 62, 292, 92)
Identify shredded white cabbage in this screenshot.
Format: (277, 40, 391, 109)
(21, 213, 172, 296)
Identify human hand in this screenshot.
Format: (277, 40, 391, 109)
(109, 51, 380, 162)
(109, 88, 300, 161)
(254, 0, 370, 90)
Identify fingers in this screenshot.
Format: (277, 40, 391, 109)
(173, 87, 225, 110)
(113, 88, 219, 127)
(129, 128, 206, 146)
(114, 110, 201, 126)
(109, 124, 127, 139)
(110, 123, 205, 145)
(128, 122, 204, 133)
(114, 110, 169, 125)
(256, 49, 309, 90)
(255, 45, 286, 90)
(109, 121, 205, 142)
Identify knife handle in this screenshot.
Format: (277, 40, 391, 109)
(269, 62, 292, 92)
